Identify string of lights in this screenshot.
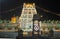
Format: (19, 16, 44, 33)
(0, 6, 22, 13)
(36, 6, 60, 16)
(0, 5, 60, 16)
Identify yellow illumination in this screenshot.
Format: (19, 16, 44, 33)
(24, 3, 34, 8)
(11, 16, 16, 23)
(26, 4, 32, 7)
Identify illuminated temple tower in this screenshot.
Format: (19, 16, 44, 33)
(19, 3, 37, 31)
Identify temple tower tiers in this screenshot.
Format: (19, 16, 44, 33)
(19, 3, 37, 31)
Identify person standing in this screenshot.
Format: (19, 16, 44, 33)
(49, 29, 54, 39)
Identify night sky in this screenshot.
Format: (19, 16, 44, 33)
(0, 0, 60, 20)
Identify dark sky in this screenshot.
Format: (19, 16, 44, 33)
(0, 0, 60, 20)
(0, 0, 60, 13)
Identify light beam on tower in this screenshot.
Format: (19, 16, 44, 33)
(19, 3, 37, 31)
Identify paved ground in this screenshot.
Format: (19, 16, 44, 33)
(0, 38, 16, 39)
(16, 35, 60, 39)
(0, 36, 60, 39)
(0, 31, 60, 39)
